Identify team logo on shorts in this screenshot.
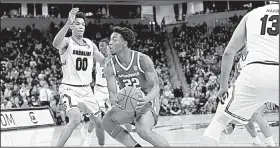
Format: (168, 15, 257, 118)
(133, 66, 138, 71)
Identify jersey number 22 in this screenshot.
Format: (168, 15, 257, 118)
(123, 78, 140, 89)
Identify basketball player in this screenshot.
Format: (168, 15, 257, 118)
(102, 26, 170, 147)
(200, 2, 278, 146)
(82, 38, 133, 146)
(52, 8, 105, 146)
(224, 44, 276, 146)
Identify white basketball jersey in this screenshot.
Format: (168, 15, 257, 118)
(60, 37, 94, 85)
(95, 61, 107, 87)
(245, 3, 279, 64)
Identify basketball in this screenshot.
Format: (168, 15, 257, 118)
(116, 86, 144, 112)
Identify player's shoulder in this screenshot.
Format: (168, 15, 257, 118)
(83, 37, 91, 42)
(138, 51, 151, 62)
(138, 51, 154, 71)
(83, 38, 95, 45)
(249, 4, 277, 16)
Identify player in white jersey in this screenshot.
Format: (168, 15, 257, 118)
(52, 8, 106, 146)
(200, 2, 279, 146)
(223, 45, 276, 146)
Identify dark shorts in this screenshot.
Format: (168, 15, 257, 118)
(110, 101, 158, 126)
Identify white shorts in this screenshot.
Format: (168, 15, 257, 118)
(59, 84, 101, 117)
(94, 85, 111, 112)
(222, 63, 279, 124)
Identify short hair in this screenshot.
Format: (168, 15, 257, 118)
(75, 12, 86, 23)
(113, 26, 135, 48)
(100, 38, 109, 45)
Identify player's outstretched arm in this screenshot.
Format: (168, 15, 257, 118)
(104, 60, 118, 106)
(219, 13, 248, 94)
(52, 8, 79, 54)
(91, 41, 106, 65)
(139, 53, 160, 102)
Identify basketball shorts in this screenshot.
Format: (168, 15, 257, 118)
(221, 63, 279, 124)
(59, 84, 101, 117)
(94, 84, 111, 112)
(108, 101, 159, 127)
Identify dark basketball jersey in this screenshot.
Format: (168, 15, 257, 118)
(111, 51, 151, 95)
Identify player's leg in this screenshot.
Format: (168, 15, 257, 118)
(200, 85, 264, 146)
(244, 116, 264, 146)
(90, 113, 105, 146)
(82, 88, 105, 146)
(81, 94, 105, 146)
(102, 106, 140, 147)
(200, 102, 233, 146)
(125, 124, 133, 132)
(82, 114, 95, 146)
(56, 94, 81, 146)
(253, 103, 276, 146)
(134, 102, 170, 147)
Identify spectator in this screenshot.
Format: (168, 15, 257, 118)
(1, 98, 12, 109)
(39, 82, 53, 107)
(21, 99, 30, 108)
(181, 93, 195, 115)
(30, 95, 40, 107)
(170, 101, 182, 116)
(159, 96, 170, 116)
(173, 83, 183, 98)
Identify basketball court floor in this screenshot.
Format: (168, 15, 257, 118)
(1, 113, 278, 147)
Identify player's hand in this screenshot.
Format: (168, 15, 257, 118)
(136, 96, 147, 110)
(67, 8, 79, 25)
(217, 87, 228, 105)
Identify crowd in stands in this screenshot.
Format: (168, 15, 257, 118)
(159, 14, 245, 116)
(0, 20, 170, 124)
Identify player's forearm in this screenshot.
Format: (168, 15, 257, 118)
(94, 51, 106, 65)
(108, 82, 118, 106)
(145, 85, 160, 102)
(52, 22, 71, 48)
(108, 91, 118, 106)
(220, 52, 235, 88)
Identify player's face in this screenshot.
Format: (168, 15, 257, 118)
(99, 42, 109, 57)
(72, 18, 85, 37)
(109, 32, 125, 55)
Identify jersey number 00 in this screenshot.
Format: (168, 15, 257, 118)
(76, 57, 88, 71)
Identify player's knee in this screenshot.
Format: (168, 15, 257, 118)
(67, 108, 82, 125)
(135, 127, 151, 138)
(101, 112, 124, 138)
(101, 112, 115, 131)
(203, 113, 231, 142)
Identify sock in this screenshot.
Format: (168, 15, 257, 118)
(134, 143, 142, 147)
(265, 136, 276, 146)
(252, 136, 262, 145)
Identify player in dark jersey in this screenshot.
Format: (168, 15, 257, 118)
(102, 26, 170, 147)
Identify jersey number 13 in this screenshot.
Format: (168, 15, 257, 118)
(260, 15, 279, 36)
